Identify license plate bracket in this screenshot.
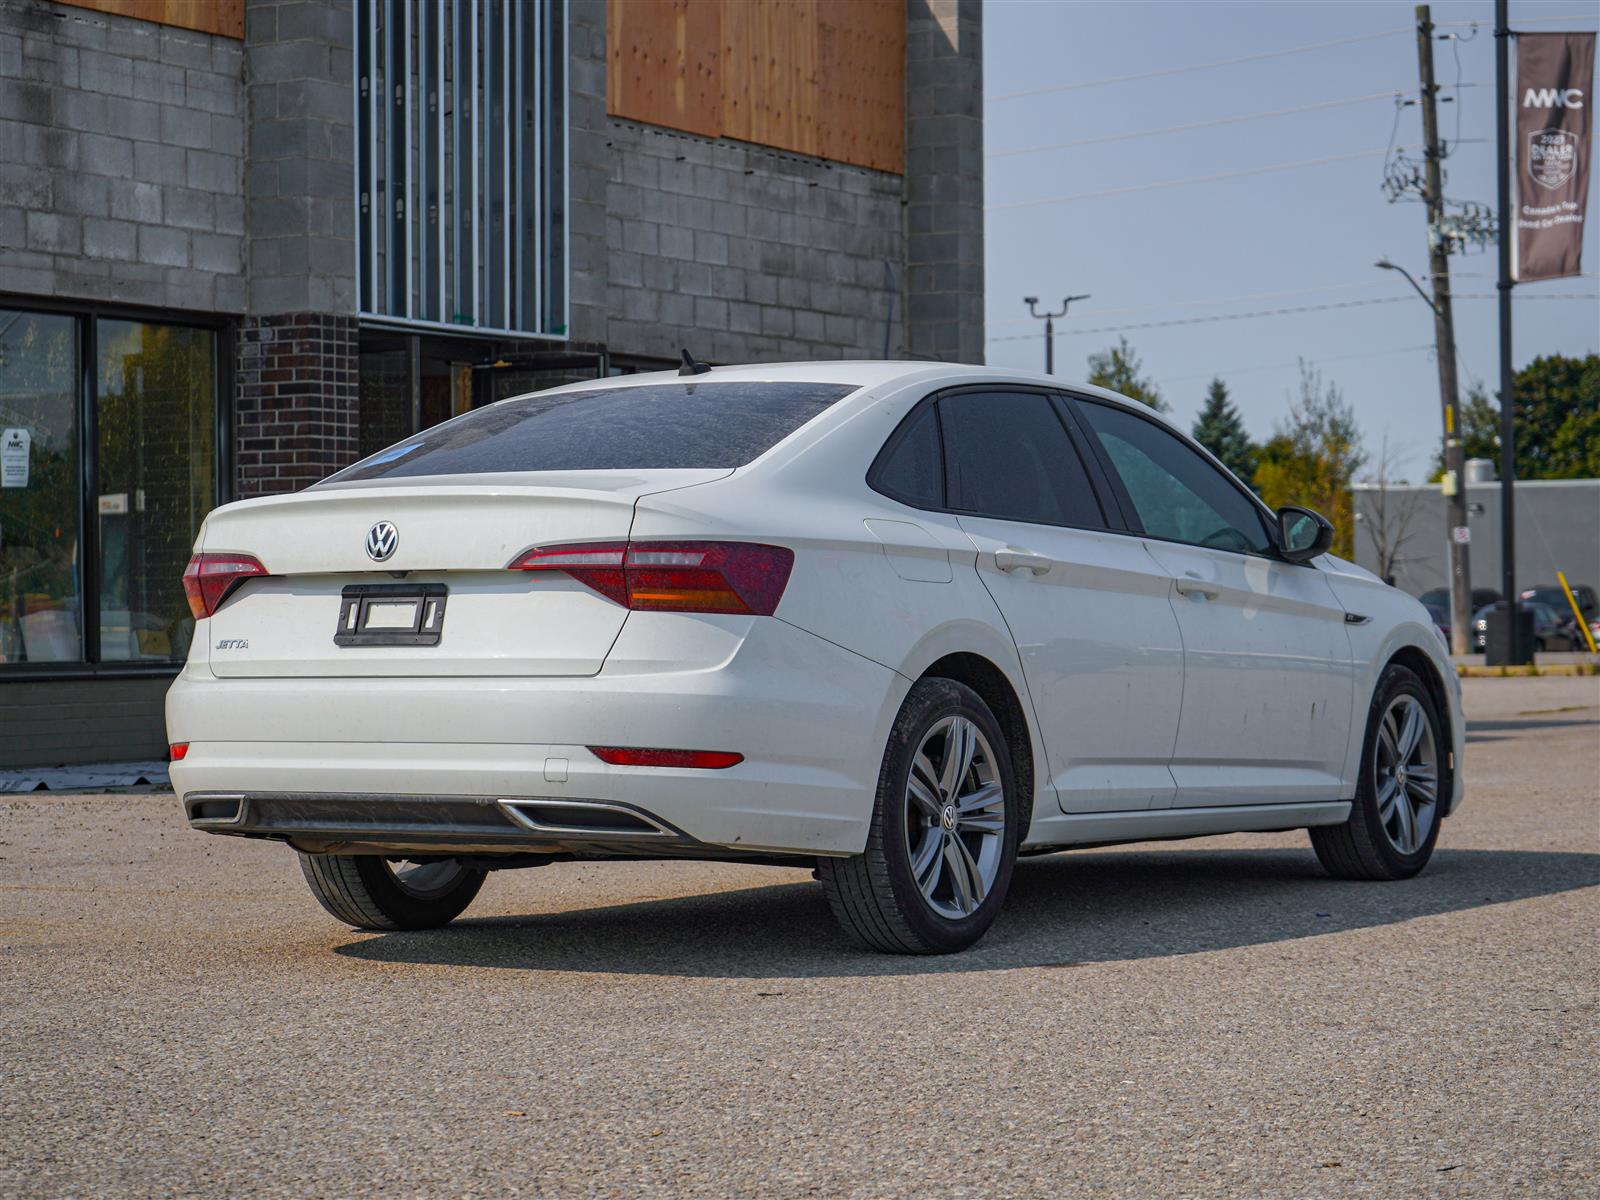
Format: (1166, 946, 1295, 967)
(335, 583, 448, 646)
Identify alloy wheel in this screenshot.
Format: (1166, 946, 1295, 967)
(903, 716, 1007, 920)
(1373, 694, 1438, 855)
(384, 858, 468, 899)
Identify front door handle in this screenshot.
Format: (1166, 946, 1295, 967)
(994, 548, 1053, 576)
(1174, 578, 1220, 599)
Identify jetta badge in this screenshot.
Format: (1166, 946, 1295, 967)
(365, 520, 399, 562)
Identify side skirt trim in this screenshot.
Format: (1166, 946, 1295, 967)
(1022, 800, 1352, 849)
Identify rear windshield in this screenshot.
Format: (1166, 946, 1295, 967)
(324, 381, 857, 482)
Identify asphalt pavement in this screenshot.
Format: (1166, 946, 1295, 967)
(2, 675, 1596, 1198)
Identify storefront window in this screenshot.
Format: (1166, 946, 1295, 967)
(96, 320, 217, 663)
(0, 304, 220, 671)
(0, 310, 81, 665)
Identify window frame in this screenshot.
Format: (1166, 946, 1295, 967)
(1059, 392, 1289, 563)
(866, 384, 1125, 534)
(0, 291, 231, 680)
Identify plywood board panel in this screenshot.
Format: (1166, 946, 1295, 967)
(52, 0, 245, 40)
(611, 0, 904, 174)
(815, 0, 904, 173)
(608, 0, 723, 141)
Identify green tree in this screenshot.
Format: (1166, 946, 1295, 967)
(1191, 377, 1256, 485)
(1429, 380, 1500, 480)
(1253, 361, 1367, 558)
(1087, 336, 1166, 411)
(1513, 353, 1599, 479)
(1430, 355, 1599, 480)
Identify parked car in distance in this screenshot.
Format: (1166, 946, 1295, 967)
(1471, 600, 1578, 653)
(167, 362, 1465, 954)
(1422, 599, 1451, 643)
(1419, 586, 1502, 613)
(1520, 583, 1598, 626)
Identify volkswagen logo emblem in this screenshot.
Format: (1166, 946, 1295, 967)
(365, 520, 399, 562)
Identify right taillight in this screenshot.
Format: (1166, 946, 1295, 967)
(182, 552, 268, 619)
(509, 540, 793, 615)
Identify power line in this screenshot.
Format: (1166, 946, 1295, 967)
(1155, 344, 1437, 386)
(987, 91, 1402, 160)
(986, 27, 1412, 103)
(990, 146, 1408, 210)
(988, 296, 1417, 341)
(986, 280, 1393, 327)
(985, 293, 1597, 343)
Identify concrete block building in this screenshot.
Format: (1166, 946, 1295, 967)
(0, 0, 985, 767)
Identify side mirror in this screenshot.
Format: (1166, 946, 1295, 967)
(1276, 505, 1333, 564)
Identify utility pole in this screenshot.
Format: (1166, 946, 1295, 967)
(1023, 295, 1090, 375)
(1494, 0, 1526, 662)
(1415, 5, 1473, 657)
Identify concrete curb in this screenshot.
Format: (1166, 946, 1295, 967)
(1456, 663, 1600, 677)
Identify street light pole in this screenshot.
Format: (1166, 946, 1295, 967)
(1023, 295, 1090, 375)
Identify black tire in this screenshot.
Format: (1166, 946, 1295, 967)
(297, 853, 486, 930)
(1310, 664, 1445, 881)
(816, 677, 1021, 954)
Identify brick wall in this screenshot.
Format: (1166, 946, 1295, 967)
(234, 0, 358, 498)
(564, 0, 906, 364)
(566, 0, 981, 368)
(234, 312, 358, 497)
(906, 0, 985, 364)
(593, 120, 906, 364)
(0, 0, 246, 312)
(242, 0, 354, 316)
(0, 676, 169, 767)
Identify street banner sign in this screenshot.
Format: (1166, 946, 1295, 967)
(1514, 32, 1595, 281)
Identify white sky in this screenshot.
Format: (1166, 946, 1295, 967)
(983, 0, 1599, 480)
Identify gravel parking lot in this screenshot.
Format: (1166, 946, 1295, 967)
(2, 675, 1596, 1199)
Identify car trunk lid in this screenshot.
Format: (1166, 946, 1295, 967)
(200, 470, 727, 678)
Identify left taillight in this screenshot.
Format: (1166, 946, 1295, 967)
(182, 552, 268, 619)
(509, 540, 794, 616)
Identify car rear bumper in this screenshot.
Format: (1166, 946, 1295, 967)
(166, 615, 907, 858)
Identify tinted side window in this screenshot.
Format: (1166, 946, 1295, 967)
(871, 402, 943, 507)
(1077, 400, 1272, 555)
(325, 382, 857, 481)
(940, 391, 1105, 528)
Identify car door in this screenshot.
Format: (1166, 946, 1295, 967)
(1070, 396, 1357, 807)
(935, 388, 1185, 813)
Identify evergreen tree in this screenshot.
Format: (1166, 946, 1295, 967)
(1191, 377, 1257, 485)
(1086, 336, 1166, 411)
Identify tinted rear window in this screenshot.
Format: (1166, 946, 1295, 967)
(325, 381, 857, 481)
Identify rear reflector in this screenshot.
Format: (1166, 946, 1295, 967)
(510, 540, 793, 615)
(588, 746, 744, 769)
(169, 742, 189, 761)
(182, 552, 268, 619)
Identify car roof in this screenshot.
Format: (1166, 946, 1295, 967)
(502, 360, 1187, 430)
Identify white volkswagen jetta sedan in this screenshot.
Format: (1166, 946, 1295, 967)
(168, 362, 1463, 953)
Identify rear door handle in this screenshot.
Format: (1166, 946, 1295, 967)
(994, 548, 1053, 576)
(1173, 578, 1220, 599)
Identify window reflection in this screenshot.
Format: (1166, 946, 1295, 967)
(0, 310, 81, 664)
(96, 320, 216, 663)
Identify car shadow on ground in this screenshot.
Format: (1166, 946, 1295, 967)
(333, 846, 1600, 980)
